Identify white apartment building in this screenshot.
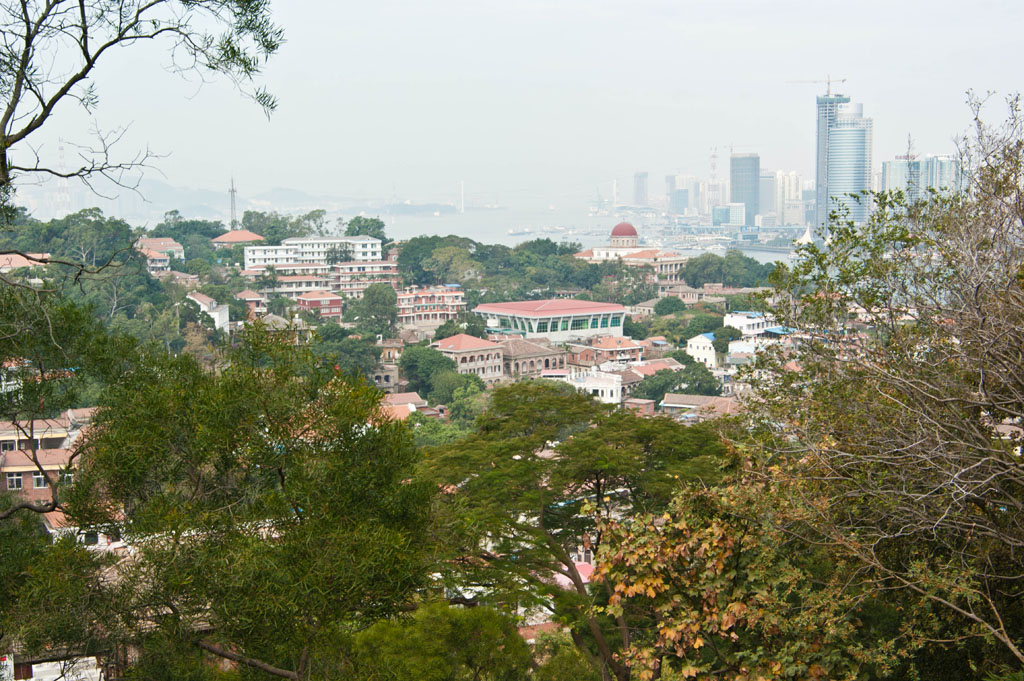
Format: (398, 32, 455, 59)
(723, 311, 775, 336)
(244, 235, 382, 270)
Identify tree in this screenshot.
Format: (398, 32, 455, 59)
(653, 296, 686, 316)
(597, 484, 890, 681)
(632, 366, 721, 405)
(350, 603, 531, 681)
(750, 99, 1024, 669)
(420, 382, 729, 681)
(711, 325, 743, 354)
(344, 216, 389, 244)
(324, 243, 353, 265)
(7, 325, 432, 680)
(345, 283, 398, 338)
(0, 1, 282, 225)
(427, 370, 484, 406)
(432, 313, 487, 342)
(311, 324, 381, 378)
(398, 345, 456, 397)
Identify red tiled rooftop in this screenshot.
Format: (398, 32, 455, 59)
(432, 334, 502, 352)
(297, 291, 343, 301)
(611, 221, 637, 237)
(474, 299, 625, 317)
(212, 229, 265, 243)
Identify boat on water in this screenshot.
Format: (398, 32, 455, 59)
(507, 227, 533, 236)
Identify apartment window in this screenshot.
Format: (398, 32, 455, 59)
(536, 321, 548, 333)
(0, 440, 14, 452)
(33, 471, 47, 488)
(6, 472, 21, 490)
(60, 471, 73, 485)
(611, 316, 622, 327)
(600, 316, 609, 328)
(560, 319, 569, 331)
(571, 318, 587, 331)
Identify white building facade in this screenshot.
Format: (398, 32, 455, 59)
(244, 235, 382, 270)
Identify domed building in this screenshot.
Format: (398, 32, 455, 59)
(574, 222, 688, 283)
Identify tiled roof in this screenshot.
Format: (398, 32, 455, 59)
(187, 292, 215, 307)
(212, 229, 265, 243)
(474, 299, 625, 317)
(630, 358, 683, 377)
(383, 392, 426, 407)
(297, 291, 343, 301)
(500, 338, 560, 358)
(590, 336, 641, 350)
(661, 393, 740, 417)
(235, 289, 263, 300)
(433, 334, 501, 352)
(0, 252, 49, 269)
(574, 249, 594, 257)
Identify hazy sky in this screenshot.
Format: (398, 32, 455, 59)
(32, 0, 1024, 208)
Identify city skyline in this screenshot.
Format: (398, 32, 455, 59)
(12, 0, 1020, 216)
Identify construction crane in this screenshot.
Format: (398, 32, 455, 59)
(788, 76, 847, 96)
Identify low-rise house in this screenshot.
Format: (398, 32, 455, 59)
(296, 290, 344, 319)
(637, 336, 672, 358)
(136, 237, 185, 261)
(568, 336, 644, 367)
(686, 332, 720, 368)
(0, 252, 50, 273)
(377, 338, 404, 363)
(0, 409, 95, 504)
(258, 275, 332, 300)
(384, 392, 428, 410)
(186, 292, 230, 331)
(371, 364, 401, 392)
(629, 299, 660, 317)
(499, 338, 568, 378)
(212, 229, 265, 249)
(623, 398, 656, 415)
(660, 393, 741, 421)
(557, 369, 624, 405)
(138, 248, 170, 274)
(431, 334, 504, 385)
(380, 392, 429, 421)
(235, 289, 266, 316)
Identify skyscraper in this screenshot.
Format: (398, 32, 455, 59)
(826, 103, 873, 225)
(881, 154, 961, 203)
(664, 174, 677, 204)
(815, 93, 851, 228)
(729, 153, 760, 227)
(633, 172, 649, 207)
(759, 170, 778, 216)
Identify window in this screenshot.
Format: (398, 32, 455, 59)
(536, 321, 548, 333)
(6, 472, 22, 490)
(0, 440, 13, 451)
(611, 316, 622, 327)
(33, 471, 46, 488)
(560, 319, 569, 331)
(82, 531, 99, 545)
(590, 318, 599, 328)
(571, 318, 587, 330)
(600, 316, 609, 328)
(60, 471, 73, 485)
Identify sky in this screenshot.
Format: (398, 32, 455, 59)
(24, 0, 1024, 210)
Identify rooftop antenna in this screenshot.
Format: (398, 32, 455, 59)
(229, 177, 238, 230)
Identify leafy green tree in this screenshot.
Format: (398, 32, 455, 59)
(344, 216, 389, 243)
(711, 325, 743, 354)
(432, 313, 487, 341)
(311, 324, 381, 378)
(6, 325, 433, 680)
(633, 366, 720, 404)
(267, 295, 292, 317)
(420, 382, 728, 681)
(350, 603, 531, 681)
(241, 210, 315, 245)
(344, 283, 398, 338)
(406, 412, 472, 448)
(653, 296, 686, 316)
(324, 243, 353, 264)
(399, 345, 456, 397)
(427, 370, 484, 406)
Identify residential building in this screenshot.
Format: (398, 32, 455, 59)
(244, 235, 382, 270)
(473, 299, 627, 343)
(686, 332, 719, 368)
(186, 292, 230, 331)
(626, 357, 684, 378)
(881, 154, 961, 203)
(567, 336, 644, 366)
(430, 334, 504, 385)
(296, 290, 345, 319)
(397, 285, 466, 328)
(235, 289, 266, 316)
(138, 248, 170, 274)
(730, 153, 760, 227)
(660, 393, 740, 421)
(258, 275, 332, 300)
(211, 229, 265, 249)
(623, 398, 655, 416)
(0, 252, 49, 273)
(723, 310, 774, 336)
(377, 338, 405, 363)
(1, 409, 94, 505)
(558, 369, 624, 405)
(330, 260, 400, 299)
(499, 338, 568, 378)
(136, 237, 184, 260)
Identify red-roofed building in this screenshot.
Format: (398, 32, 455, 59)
(567, 336, 644, 366)
(431, 334, 504, 385)
(296, 290, 344, 318)
(0, 252, 50, 273)
(397, 286, 466, 329)
(573, 222, 688, 282)
(473, 299, 627, 342)
(212, 229, 265, 248)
